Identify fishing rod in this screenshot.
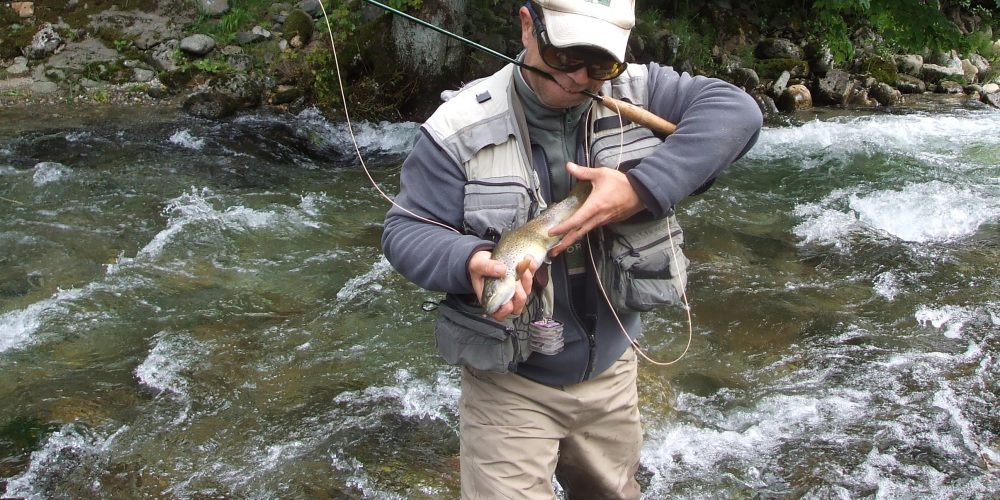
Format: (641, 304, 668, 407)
(360, 0, 678, 136)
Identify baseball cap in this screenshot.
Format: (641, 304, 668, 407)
(532, 0, 636, 63)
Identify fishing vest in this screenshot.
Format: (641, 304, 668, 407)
(424, 63, 688, 373)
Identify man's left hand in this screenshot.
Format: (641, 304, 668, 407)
(548, 162, 644, 256)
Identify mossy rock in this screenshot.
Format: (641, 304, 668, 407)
(754, 58, 810, 80)
(282, 9, 314, 44)
(862, 57, 899, 84)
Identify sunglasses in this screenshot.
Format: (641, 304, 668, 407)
(525, 2, 628, 81)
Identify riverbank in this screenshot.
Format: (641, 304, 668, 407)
(2, 1, 999, 122)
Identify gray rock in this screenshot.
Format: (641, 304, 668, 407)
(769, 70, 790, 98)
(180, 34, 216, 56)
(30, 81, 59, 95)
(183, 73, 263, 119)
(44, 67, 66, 81)
(194, 0, 230, 16)
(806, 43, 834, 77)
(236, 29, 268, 46)
(927, 49, 961, 70)
(986, 91, 1000, 108)
(6, 57, 30, 77)
(921, 63, 965, 83)
(969, 53, 990, 76)
(79, 78, 102, 89)
(895, 74, 926, 94)
(814, 69, 855, 105)
(984, 83, 1000, 94)
(893, 54, 923, 77)
(133, 68, 156, 83)
(149, 39, 180, 72)
(297, 0, 322, 17)
(935, 80, 964, 94)
(870, 82, 902, 106)
(755, 38, 803, 60)
(24, 23, 63, 60)
(728, 67, 759, 91)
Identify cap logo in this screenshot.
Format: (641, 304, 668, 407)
(586, 0, 613, 5)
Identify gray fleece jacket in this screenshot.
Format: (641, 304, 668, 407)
(382, 61, 763, 386)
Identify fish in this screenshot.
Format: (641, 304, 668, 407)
(481, 181, 592, 315)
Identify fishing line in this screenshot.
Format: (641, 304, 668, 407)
(321, 1, 692, 364)
(317, 1, 459, 235)
(581, 102, 692, 366)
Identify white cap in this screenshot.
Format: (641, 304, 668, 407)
(534, 0, 635, 63)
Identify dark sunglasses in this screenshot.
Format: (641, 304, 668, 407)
(525, 2, 627, 81)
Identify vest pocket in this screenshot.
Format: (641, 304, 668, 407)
(600, 216, 689, 312)
(434, 295, 530, 373)
(462, 176, 534, 240)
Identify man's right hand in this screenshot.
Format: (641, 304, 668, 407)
(469, 250, 535, 321)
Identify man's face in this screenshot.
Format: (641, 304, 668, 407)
(518, 6, 604, 109)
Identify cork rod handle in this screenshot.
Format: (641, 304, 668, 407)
(598, 96, 677, 136)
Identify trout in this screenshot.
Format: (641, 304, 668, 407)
(481, 181, 592, 314)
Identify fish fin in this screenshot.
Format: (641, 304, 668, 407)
(515, 257, 533, 276)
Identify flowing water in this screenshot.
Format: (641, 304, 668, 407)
(1, 99, 998, 498)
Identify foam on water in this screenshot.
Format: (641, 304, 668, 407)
(168, 129, 206, 150)
(794, 181, 999, 246)
(749, 112, 1000, 166)
(135, 330, 204, 399)
(31, 161, 71, 186)
(849, 181, 998, 243)
(335, 256, 393, 304)
(137, 187, 320, 261)
(642, 299, 999, 497)
(292, 107, 419, 157)
(0, 288, 85, 353)
(4, 424, 126, 499)
(333, 368, 460, 424)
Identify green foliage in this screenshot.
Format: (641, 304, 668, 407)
(192, 57, 229, 74)
(807, 0, 966, 63)
(383, 0, 423, 10)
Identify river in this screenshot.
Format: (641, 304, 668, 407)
(1, 99, 998, 498)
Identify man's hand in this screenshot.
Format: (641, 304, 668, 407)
(548, 162, 644, 255)
(469, 250, 538, 321)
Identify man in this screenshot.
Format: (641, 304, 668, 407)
(382, 0, 762, 497)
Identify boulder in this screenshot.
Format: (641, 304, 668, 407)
(934, 80, 964, 94)
(921, 63, 964, 83)
(6, 57, 30, 77)
(805, 42, 834, 77)
(777, 84, 812, 112)
(769, 70, 790, 98)
(870, 82, 902, 106)
(282, 9, 314, 45)
(893, 54, 923, 77)
(727, 67, 760, 91)
(24, 23, 63, 60)
(814, 68, 855, 105)
(194, 0, 229, 16)
(895, 74, 926, 94)
(297, 0, 322, 18)
(183, 73, 263, 119)
(755, 38, 803, 60)
(180, 34, 216, 56)
(149, 39, 181, 72)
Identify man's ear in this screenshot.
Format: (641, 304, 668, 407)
(519, 6, 533, 48)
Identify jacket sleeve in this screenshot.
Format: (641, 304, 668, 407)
(381, 128, 492, 295)
(626, 62, 763, 217)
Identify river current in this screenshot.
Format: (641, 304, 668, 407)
(1, 100, 998, 498)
